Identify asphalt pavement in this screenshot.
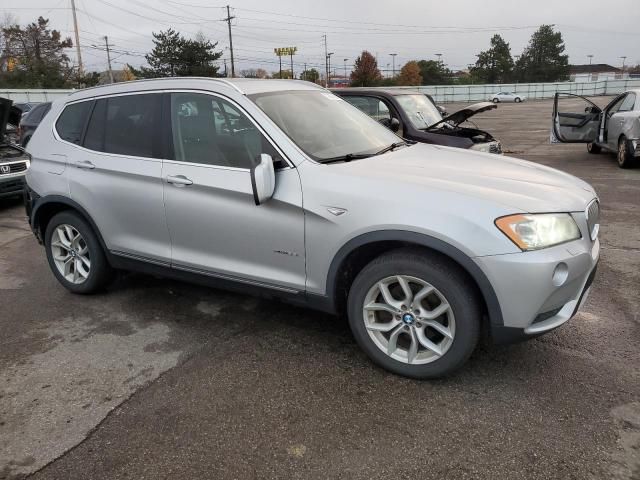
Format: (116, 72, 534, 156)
(1, 97, 639, 480)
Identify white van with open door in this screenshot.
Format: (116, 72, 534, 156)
(552, 91, 640, 168)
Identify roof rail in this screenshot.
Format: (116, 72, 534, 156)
(68, 77, 245, 95)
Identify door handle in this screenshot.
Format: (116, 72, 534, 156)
(74, 160, 95, 170)
(166, 175, 193, 186)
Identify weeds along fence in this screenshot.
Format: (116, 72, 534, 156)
(2, 78, 640, 104)
(380, 78, 640, 103)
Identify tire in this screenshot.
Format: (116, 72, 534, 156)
(347, 249, 482, 379)
(617, 136, 635, 169)
(514, 97, 522, 103)
(492, 98, 499, 103)
(45, 211, 114, 294)
(587, 142, 602, 154)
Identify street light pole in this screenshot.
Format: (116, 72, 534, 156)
(343, 58, 348, 83)
(389, 53, 397, 78)
(327, 52, 334, 87)
(620, 56, 627, 74)
(587, 54, 594, 65)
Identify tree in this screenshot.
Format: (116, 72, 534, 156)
(241, 68, 268, 78)
(272, 69, 293, 79)
(129, 29, 222, 78)
(350, 50, 382, 86)
(397, 61, 422, 86)
(515, 25, 569, 82)
(627, 64, 640, 75)
(416, 60, 453, 85)
(471, 34, 514, 84)
(0, 16, 73, 88)
(300, 68, 320, 83)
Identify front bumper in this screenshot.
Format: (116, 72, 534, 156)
(475, 211, 600, 343)
(0, 175, 25, 198)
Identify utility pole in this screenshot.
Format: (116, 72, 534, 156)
(224, 59, 228, 77)
(70, 0, 83, 75)
(389, 53, 397, 78)
(104, 36, 114, 83)
(290, 51, 294, 79)
(224, 6, 235, 77)
(303, 63, 307, 81)
(327, 52, 334, 87)
(323, 34, 328, 87)
(343, 58, 348, 83)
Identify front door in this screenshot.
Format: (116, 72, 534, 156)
(162, 91, 306, 292)
(552, 93, 600, 143)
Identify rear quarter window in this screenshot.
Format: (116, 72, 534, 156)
(55, 101, 93, 145)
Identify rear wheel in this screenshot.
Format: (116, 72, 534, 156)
(45, 211, 113, 293)
(347, 249, 481, 379)
(587, 142, 602, 154)
(515, 97, 522, 103)
(492, 98, 499, 103)
(617, 136, 635, 169)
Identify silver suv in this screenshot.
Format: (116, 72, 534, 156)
(25, 78, 599, 378)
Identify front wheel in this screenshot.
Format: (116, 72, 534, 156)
(514, 97, 522, 103)
(617, 136, 635, 169)
(347, 249, 481, 379)
(492, 98, 499, 103)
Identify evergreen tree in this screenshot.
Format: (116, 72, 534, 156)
(515, 25, 569, 82)
(471, 34, 514, 84)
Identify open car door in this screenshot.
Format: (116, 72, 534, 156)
(552, 93, 601, 143)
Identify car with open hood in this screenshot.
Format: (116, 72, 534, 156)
(552, 90, 640, 168)
(25, 78, 598, 379)
(0, 98, 31, 199)
(333, 88, 502, 154)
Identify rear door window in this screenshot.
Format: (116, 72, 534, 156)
(618, 94, 636, 112)
(55, 101, 93, 145)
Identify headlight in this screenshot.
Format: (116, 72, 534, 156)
(495, 213, 581, 251)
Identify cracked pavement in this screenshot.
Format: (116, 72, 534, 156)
(1, 97, 639, 479)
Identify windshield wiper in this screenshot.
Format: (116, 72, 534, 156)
(374, 141, 408, 155)
(320, 142, 408, 164)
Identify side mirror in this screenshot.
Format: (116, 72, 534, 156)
(389, 117, 401, 133)
(250, 153, 275, 205)
(585, 106, 600, 114)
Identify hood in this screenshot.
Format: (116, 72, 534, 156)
(334, 143, 596, 213)
(0, 97, 22, 141)
(427, 102, 497, 129)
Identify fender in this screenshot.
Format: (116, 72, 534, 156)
(29, 193, 110, 254)
(324, 230, 504, 326)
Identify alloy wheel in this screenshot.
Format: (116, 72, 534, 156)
(51, 224, 91, 284)
(362, 275, 455, 365)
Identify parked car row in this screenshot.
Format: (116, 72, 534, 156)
(24, 78, 599, 379)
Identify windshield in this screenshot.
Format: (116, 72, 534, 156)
(394, 94, 443, 130)
(249, 90, 401, 161)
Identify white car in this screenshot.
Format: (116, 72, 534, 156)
(490, 92, 526, 103)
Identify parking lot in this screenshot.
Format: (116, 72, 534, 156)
(1, 97, 639, 480)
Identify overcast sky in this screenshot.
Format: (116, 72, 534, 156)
(3, 0, 639, 76)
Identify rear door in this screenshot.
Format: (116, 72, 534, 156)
(605, 93, 635, 150)
(64, 92, 171, 263)
(552, 93, 600, 143)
